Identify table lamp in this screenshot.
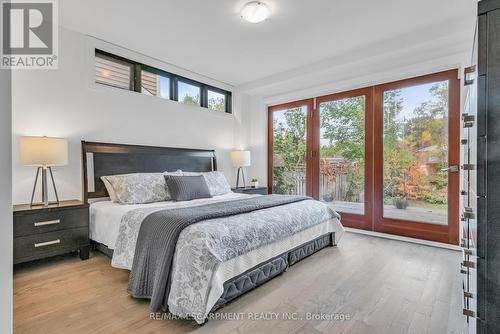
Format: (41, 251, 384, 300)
(20, 136, 68, 207)
(230, 150, 251, 188)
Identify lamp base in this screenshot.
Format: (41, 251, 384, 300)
(30, 166, 60, 207)
(235, 167, 246, 189)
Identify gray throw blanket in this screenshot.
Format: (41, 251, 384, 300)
(127, 194, 309, 312)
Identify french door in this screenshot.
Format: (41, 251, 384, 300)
(313, 88, 373, 230)
(373, 70, 460, 244)
(268, 69, 460, 244)
(268, 99, 314, 196)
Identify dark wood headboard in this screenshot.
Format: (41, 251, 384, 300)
(82, 141, 217, 202)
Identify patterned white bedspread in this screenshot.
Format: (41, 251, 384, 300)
(111, 195, 343, 323)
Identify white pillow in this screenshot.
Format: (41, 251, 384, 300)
(163, 169, 183, 176)
(181, 171, 231, 196)
(100, 173, 168, 204)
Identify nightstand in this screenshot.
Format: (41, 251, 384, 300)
(231, 186, 268, 195)
(13, 200, 90, 264)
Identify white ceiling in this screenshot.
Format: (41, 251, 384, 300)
(60, 0, 476, 87)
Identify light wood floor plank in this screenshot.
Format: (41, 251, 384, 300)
(13, 232, 467, 334)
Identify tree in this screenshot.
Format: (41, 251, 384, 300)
(382, 88, 415, 202)
(320, 96, 365, 160)
(272, 107, 307, 194)
(182, 94, 200, 106)
(402, 81, 449, 204)
(383, 82, 449, 206)
(208, 96, 225, 112)
(320, 97, 365, 202)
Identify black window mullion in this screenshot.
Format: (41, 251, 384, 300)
(226, 92, 232, 114)
(201, 86, 208, 108)
(133, 64, 142, 92)
(172, 76, 178, 101)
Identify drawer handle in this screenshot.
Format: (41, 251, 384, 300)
(463, 308, 475, 317)
(34, 239, 61, 248)
(462, 260, 476, 269)
(34, 219, 60, 227)
(463, 248, 475, 256)
(464, 291, 474, 299)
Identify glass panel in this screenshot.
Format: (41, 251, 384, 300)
(141, 70, 170, 99)
(272, 106, 307, 195)
(178, 81, 201, 106)
(319, 96, 365, 214)
(208, 90, 226, 112)
(383, 80, 449, 225)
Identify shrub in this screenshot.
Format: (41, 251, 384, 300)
(394, 198, 409, 209)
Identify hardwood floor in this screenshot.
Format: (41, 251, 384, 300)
(13, 232, 467, 334)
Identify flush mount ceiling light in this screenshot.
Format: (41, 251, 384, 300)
(240, 1, 270, 23)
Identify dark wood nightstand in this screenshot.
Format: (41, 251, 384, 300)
(232, 186, 268, 195)
(13, 200, 90, 264)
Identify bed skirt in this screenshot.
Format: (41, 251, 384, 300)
(212, 232, 335, 311)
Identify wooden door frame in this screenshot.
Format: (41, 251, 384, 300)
(373, 69, 460, 244)
(268, 99, 314, 196)
(313, 87, 374, 230)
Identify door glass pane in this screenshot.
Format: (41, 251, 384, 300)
(383, 81, 449, 225)
(319, 96, 365, 214)
(272, 106, 307, 195)
(178, 81, 201, 106)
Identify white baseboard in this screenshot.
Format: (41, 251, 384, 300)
(344, 227, 462, 251)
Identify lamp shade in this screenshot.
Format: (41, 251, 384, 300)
(230, 150, 251, 167)
(20, 136, 68, 167)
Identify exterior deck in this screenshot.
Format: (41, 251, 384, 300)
(327, 201, 447, 225)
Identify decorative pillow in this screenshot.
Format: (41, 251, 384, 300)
(181, 171, 231, 196)
(164, 175, 212, 201)
(163, 170, 184, 198)
(101, 173, 168, 204)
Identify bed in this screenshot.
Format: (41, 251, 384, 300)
(82, 141, 344, 324)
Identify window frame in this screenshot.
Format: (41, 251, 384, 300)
(95, 49, 232, 113)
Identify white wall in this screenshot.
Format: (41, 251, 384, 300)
(12, 27, 242, 204)
(0, 68, 13, 333)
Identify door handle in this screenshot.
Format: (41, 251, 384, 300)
(441, 165, 459, 173)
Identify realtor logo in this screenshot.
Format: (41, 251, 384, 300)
(1, 0, 58, 69)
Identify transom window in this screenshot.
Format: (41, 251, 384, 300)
(94, 49, 232, 113)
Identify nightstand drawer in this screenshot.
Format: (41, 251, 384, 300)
(14, 207, 88, 237)
(242, 188, 268, 195)
(232, 187, 268, 195)
(14, 227, 88, 264)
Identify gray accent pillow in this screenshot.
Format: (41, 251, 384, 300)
(165, 175, 212, 201)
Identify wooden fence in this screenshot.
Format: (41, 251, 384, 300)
(278, 160, 364, 202)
